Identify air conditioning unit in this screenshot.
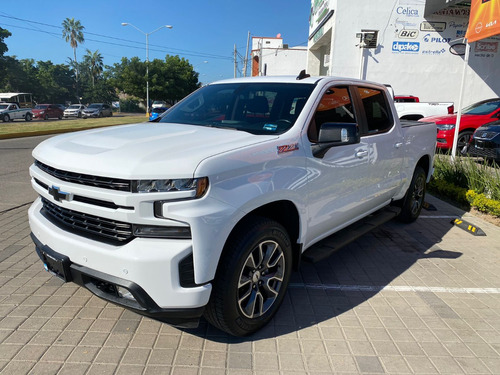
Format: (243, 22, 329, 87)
(357, 30, 378, 49)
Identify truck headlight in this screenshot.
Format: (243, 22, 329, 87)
(437, 124, 455, 131)
(132, 177, 208, 197)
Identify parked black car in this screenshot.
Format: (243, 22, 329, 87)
(466, 120, 500, 163)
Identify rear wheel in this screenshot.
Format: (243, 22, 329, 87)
(204, 217, 292, 336)
(44, 114, 49, 120)
(397, 166, 426, 223)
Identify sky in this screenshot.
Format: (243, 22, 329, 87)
(0, 0, 311, 84)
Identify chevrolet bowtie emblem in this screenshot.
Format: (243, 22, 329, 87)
(48, 186, 72, 202)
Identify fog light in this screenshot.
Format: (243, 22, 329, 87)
(117, 286, 136, 301)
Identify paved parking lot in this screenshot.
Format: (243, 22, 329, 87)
(1, 193, 499, 374)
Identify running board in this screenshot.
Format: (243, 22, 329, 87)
(302, 206, 401, 263)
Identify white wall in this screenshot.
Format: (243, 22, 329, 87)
(308, 0, 500, 107)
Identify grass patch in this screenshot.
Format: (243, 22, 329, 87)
(0, 114, 147, 138)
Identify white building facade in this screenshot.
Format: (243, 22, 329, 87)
(307, 0, 500, 106)
(251, 37, 307, 76)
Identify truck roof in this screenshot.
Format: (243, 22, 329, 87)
(209, 75, 385, 87)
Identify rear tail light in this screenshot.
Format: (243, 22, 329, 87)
(447, 105, 454, 114)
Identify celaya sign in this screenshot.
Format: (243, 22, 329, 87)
(465, 0, 500, 43)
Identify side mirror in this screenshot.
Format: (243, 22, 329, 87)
(312, 122, 360, 157)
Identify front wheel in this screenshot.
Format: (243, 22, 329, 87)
(25, 113, 32, 121)
(204, 217, 292, 336)
(456, 131, 474, 155)
(2, 114, 9, 122)
(397, 166, 426, 223)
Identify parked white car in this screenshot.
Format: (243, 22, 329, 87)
(63, 104, 86, 118)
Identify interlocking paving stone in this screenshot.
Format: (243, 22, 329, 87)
(0, 195, 499, 374)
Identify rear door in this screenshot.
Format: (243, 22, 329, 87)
(353, 85, 404, 208)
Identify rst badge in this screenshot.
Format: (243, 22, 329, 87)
(277, 143, 299, 154)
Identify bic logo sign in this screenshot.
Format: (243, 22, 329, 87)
(398, 29, 419, 39)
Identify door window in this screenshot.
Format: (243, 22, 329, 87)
(308, 86, 356, 142)
(357, 87, 393, 135)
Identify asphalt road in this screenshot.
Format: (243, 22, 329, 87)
(0, 135, 51, 212)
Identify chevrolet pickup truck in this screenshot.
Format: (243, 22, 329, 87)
(29, 75, 436, 336)
(0, 102, 33, 122)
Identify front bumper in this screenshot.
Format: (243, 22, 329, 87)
(31, 233, 204, 327)
(64, 112, 80, 118)
(82, 112, 99, 118)
(28, 198, 212, 326)
(436, 130, 452, 149)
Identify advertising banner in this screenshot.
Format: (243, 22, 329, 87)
(465, 0, 500, 42)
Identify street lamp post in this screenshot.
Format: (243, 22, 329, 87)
(121, 22, 173, 117)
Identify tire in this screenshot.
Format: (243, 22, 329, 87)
(456, 131, 474, 155)
(25, 113, 32, 121)
(109, 111, 113, 117)
(2, 114, 9, 122)
(397, 166, 426, 223)
(98, 112, 103, 118)
(58, 114, 62, 120)
(44, 114, 49, 120)
(204, 217, 292, 336)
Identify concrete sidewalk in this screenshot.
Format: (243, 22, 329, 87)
(0, 194, 499, 374)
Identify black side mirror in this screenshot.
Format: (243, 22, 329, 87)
(312, 122, 360, 157)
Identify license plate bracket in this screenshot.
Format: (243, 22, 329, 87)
(36, 246, 72, 282)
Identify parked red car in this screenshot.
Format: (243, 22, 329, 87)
(32, 104, 64, 120)
(421, 98, 500, 152)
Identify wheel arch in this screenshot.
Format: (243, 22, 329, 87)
(224, 200, 302, 272)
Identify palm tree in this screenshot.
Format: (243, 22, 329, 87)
(84, 49, 103, 87)
(62, 18, 84, 99)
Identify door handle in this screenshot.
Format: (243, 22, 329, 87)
(394, 142, 403, 148)
(355, 150, 368, 158)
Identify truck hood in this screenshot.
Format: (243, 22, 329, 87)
(33, 123, 275, 179)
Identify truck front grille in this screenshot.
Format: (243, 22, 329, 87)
(41, 197, 134, 244)
(35, 160, 131, 192)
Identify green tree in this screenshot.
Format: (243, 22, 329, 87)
(62, 18, 85, 100)
(0, 27, 12, 87)
(83, 49, 104, 87)
(109, 55, 200, 107)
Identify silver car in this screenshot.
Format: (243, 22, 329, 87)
(82, 103, 113, 119)
(63, 104, 86, 118)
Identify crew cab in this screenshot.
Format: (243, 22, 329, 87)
(0, 102, 33, 122)
(29, 75, 436, 336)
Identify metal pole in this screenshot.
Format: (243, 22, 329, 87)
(146, 33, 149, 117)
(451, 41, 470, 160)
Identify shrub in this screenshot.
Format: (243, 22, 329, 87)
(430, 155, 500, 217)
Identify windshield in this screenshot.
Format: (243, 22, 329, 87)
(463, 100, 500, 115)
(34, 105, 48, 109)
(159, 82, 315, 135)
(68, 105, 81, 109)
(88, 104, 101, 109)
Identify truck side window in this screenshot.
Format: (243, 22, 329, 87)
(357, 87, 393, 134)
(308, 86, 355, 142)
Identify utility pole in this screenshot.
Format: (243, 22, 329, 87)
(234, 44, 238, 78)
(243, 31, 250, 77)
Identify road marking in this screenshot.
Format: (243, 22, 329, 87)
(289, 283, 500, 294)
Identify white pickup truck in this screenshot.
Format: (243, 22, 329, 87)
(29, 75, 436, 336)
(0, 102, 33, 122)
(385, 85, 454, 120)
